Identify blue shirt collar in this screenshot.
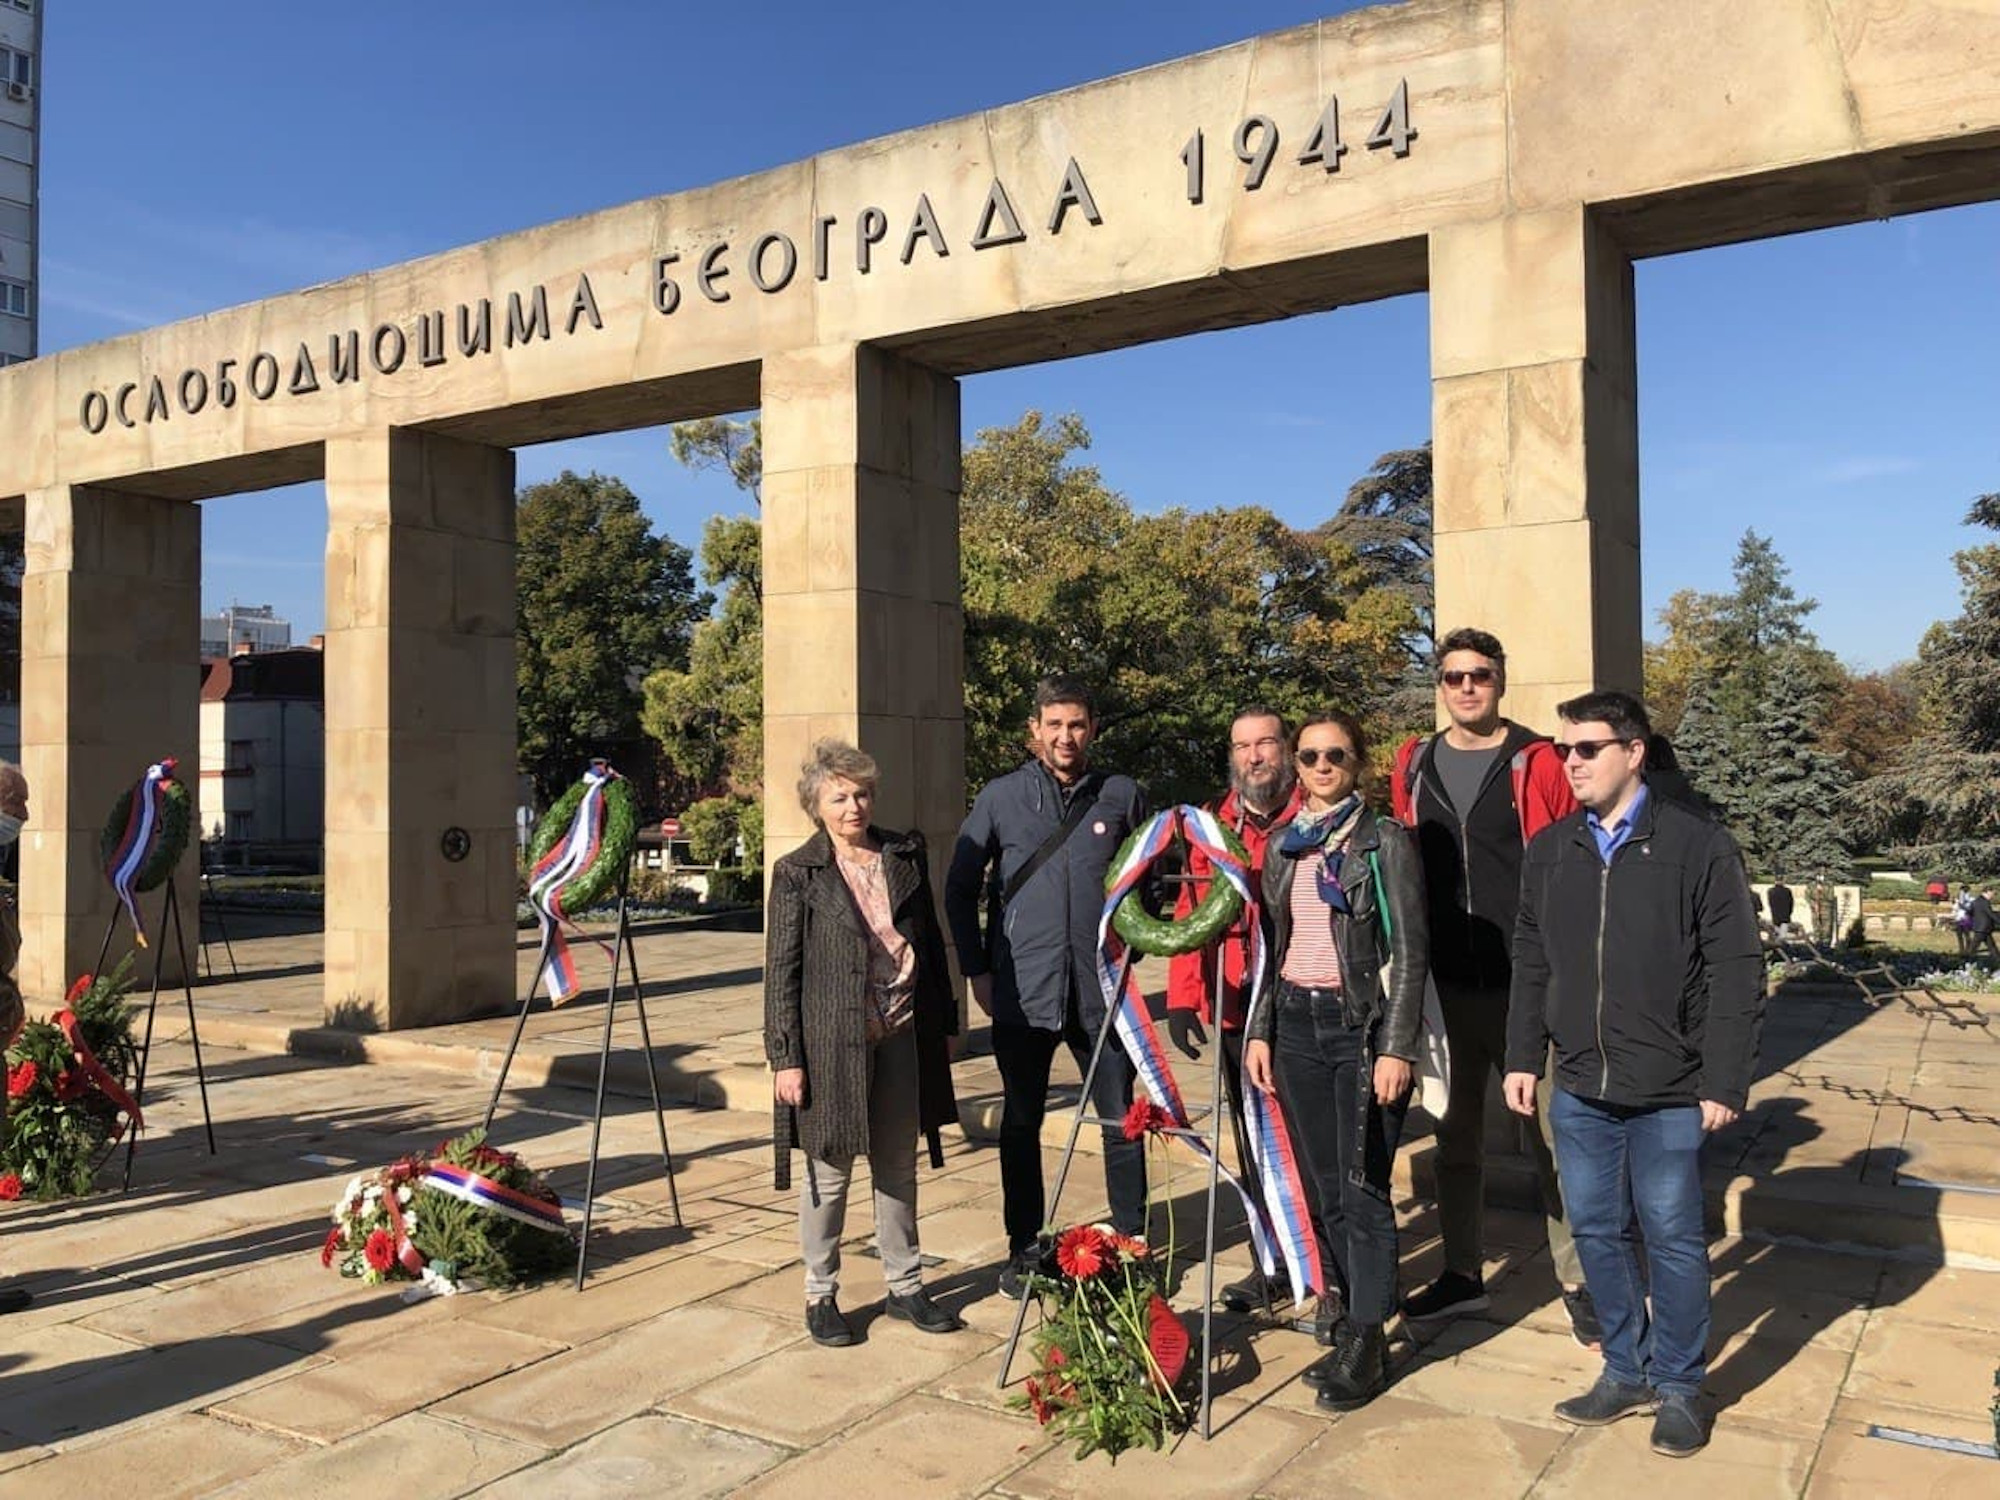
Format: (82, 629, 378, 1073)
(1586, 783, 1650, 864)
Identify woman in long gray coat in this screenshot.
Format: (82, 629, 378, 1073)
(766, 739, 962, 1347)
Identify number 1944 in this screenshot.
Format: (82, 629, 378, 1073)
(1180, 79, 1416, 203)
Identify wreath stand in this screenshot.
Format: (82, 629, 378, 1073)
(196, 870, 240, 979)
(995, 928, 1241, 1442)
(91, 878, 219, 1191)
(481, 867, 683, 1288)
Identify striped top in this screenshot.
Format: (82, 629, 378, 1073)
(1280, 848, 1343, 988)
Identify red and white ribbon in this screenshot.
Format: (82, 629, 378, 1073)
(525, 762, 616, 1003)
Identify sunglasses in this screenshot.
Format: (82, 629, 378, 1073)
(1440, 668, 1497, 688)
(1295, 746, 1352, 769)
(1553, 738, 1637, 762)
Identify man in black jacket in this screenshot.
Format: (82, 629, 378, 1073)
(945, 676, 1149, 1296)
(1504, 691, 1763, 1460)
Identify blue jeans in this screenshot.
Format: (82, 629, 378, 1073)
(1548, 1089, 1710, 1397)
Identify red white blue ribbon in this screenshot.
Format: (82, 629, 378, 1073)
(420, 1161, 568, 1233)
(104, 759, 175, 949)
(525, 762, 614, 1003)
(1096, 805, 1322, 1304)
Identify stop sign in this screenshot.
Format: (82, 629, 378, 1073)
(660, 817, 683, 839)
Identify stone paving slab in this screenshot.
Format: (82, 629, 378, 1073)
(0, 941, 1995, 1494)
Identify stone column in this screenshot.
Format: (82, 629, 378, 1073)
(19, 484, 200, 998)
(760, 344, 963, 879)
(1430, 206, 1641, 731)
(323, 428, 517, 1029)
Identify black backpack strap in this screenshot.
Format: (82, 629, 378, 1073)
(1001, 776, 1101, 908)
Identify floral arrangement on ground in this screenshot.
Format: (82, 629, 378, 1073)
(322, 1127, 573, 1295)
(1008, 1100, 1193, 1461)
(1, 961, 142, 1201)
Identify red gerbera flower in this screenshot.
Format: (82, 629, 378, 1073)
(1111, 1232, 1150, 1261)
(320, 1226, 342, 1267)
(64, 974, 93, 1006)
(1121, 1100, 1172, 1141)
(7, 1060, 38, 1098)
(1055, 1224, 1113, 1279)
(0, 1173, 22, 1201)
(363, 1229, 396, 1272)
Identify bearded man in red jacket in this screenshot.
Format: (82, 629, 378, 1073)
(1164, 706, 1313, 1324)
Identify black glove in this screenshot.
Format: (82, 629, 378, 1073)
(1167, 1010, 1207, 1061)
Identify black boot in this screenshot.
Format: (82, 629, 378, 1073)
(1313, 1321, 1388, 1412)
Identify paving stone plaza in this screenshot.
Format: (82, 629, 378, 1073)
(0, 919, 1996, 1496)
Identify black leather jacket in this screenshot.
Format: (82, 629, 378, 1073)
(1247, 806, 1429, 1061)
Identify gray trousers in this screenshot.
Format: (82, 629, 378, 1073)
(1433, 979, 1582, 1288)
(799, 1026, 922, 1299)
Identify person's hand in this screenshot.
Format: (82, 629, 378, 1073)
(968, 974, 994, 1018)
(773, 1067, 806, 1107)
(1501, 1071, 1539, 1117)
(1244, 1039, 1276, 1096)
(1373, 1055, 1414, 1105)
(1167, 1010, 1207, 1061)
(1700, 1099, 1739, 1132)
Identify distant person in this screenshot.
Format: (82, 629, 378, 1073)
(765, 740, 963, 1347)
(1924, 876, 1949, 904)
(1766, 879, 1795, 932)
(1505, 690, 1763, 1459)
(1388, 627, 1593, 1348)
(1955, 886, 1976, 956)
(1969, 889, 1998, 960)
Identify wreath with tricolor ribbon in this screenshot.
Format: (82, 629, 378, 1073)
(98, 759, 191, 947)
(525, 761, 638, 1002)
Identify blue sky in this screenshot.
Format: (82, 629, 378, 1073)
(32, 1, 2000, 670)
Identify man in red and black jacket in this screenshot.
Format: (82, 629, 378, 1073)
(1164, 706, 1307, 1320)
(1390, 628, 1598, 1348)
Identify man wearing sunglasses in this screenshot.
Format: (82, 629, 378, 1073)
(1163, 707, 1307, 1321)
(1389, 629, 1591, 1346)
(1504, 690, 1763, 1458)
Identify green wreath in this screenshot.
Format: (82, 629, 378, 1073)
(1107, 816, 1252, 957)
(527, 772, 638, 914)
(99, 775, 192, 892)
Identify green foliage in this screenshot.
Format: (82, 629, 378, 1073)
(1743, 648, 1852, 877)
(516, 471, 707, 803)
(680, 795, 745, 866)
(1854, 494, 2000, 876)
(2, 959, 140, 1200)
(98, 776, 192, 891)
(415, 1130, 574, 1290)
(669, 416, 762, 503)
(526, 774, 638, 911)
(642, 514, 763, 795)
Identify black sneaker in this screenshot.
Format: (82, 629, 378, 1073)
(997, 1249, 1041, 1301)
(1561, 1285, 1603, 1349)
(1399, 1271, 1489, 1322)
(885, 1286, 963, 1335)
(1650, 1393, 1708, 1457)
(805, 1296, 855, 1348)
(1218, 1266, 1288, 1314)
(1554, 1375, 1657, 1427)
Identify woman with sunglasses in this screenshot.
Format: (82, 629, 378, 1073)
(1244, 710, 1428, 1413)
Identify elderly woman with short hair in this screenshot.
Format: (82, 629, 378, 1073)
(766, 738, 962, 1347)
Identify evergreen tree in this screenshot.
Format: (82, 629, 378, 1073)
(1855, 494, 2000, 874)
(1671, 670, 1742, 827)
(1743, 647, 1852, 877)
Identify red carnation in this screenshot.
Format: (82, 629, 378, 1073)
(6, 1060, 38, 1098)
(320, 1227, 342, 1268)
(1121, 1100, 1172, 1142)
(65, 974, 93, 1006)
(0, 1173, 21, 1201)
(363, 1229, 396, 1273)
(1055, 1224, 1113, 1279)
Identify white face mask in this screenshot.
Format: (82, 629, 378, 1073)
(0, 815, 21, 848)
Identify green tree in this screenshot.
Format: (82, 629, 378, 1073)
(641, 514, 763, 794)
(1854, 494, 2000, 874)
(669, 416, 762, 503)
(1671, 671, 1738, 820)
(1742, 647, 1852, 877)
(1709, 530, 1838, 724)
(516, 471, 705, 803)
(1643, 588, 1725, 737)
